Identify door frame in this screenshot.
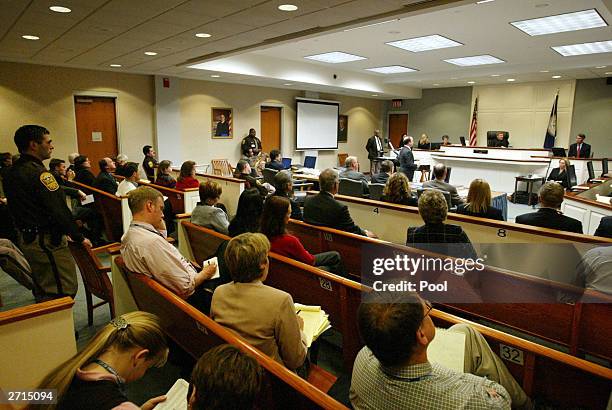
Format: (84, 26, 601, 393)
(72, 90, 122, 154)
(259, 103, 284, 151)
(386, 110, 410, 144)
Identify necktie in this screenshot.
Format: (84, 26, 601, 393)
(577, 144, 581, 158)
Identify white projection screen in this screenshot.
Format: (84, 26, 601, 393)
(296, 99, 339, 150)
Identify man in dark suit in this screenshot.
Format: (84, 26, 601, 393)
(515, 182, 583, 234)
(398, 136, 417, 182)
(490, 132, 509, 148)
(265, 149, 284, 171)
(568, 133, 591, 159)
(423, 164, 464, 207)
(273, 170, 302, 221)
(594, 216, 612, 238)
(371, 160, 394, 184)
(93, 157, 118, 194)
(365, 129, 384, 174)
(304, 168, 377, 238)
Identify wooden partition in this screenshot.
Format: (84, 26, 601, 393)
(141, 181, 200, 214)
(0, 297, 76, 392)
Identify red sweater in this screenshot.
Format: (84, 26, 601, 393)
(175, 176, 199, 190)
(269, 234, 315, 265)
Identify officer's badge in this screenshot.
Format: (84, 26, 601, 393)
(40, 172, 59, 191)
(148, 161, 153, 168)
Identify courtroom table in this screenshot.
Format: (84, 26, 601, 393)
(562, 179, 612, 235)
(533, 156, 607, 185)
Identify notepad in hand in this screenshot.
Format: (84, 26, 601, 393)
(81, 194, 94, 205)
(154, 378, 189, 410)
(295, 303, 331, 348)
(202, 256, 220, 280)
(428, 327, 466, 373)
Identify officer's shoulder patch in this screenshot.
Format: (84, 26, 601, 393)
(40, 172, 59, 191)
(148, 161, 153, 168)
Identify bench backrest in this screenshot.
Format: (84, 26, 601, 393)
(144, 182, 200, 214)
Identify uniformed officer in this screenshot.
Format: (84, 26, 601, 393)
(142, 145, 158, 182)
(4, 125, 92, 301)
(241, 128, 262, 156)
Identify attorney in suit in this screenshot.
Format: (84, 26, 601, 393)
(371, 160, 394, 184)
(546, 158, 570, 189)
(303, 168, 377, 238)
(515, 182, 583, 234)
(398, 136, 417, 181)
(456, 179, 503, 221)
(422, 164, 465, 207)
(568, 133, 591, 158)
(365, 129, 384, 174)
(594, 216, 612, 238)
(265, 149, 285, 171)
(93, 157, 118, 194)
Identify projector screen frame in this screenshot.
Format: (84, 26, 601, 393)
(295, 97, 340, 151)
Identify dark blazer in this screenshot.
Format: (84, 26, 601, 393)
(547, 168, 568, 188)
(515, 208, 582, 234)
(490, 139, 509, 148)
(303, 191, 365, 236)
(456, 204, 504, 221)
(417, 142, 431, 150)
(371, 172, 390, 184)
(380, 194, 418, 207)
(265, 161, 285, 171)
(74, 168, 95, 186)
(398, 147, 417, 181)
(406, 223, 477, 259)
(93, 171, 118, 194)
(365, 135, 383, 160)
(422, 179, 464, 206)
(235, 173, 268, 198)
(568, 142, 591, 158)
(594, 216, 612, 238)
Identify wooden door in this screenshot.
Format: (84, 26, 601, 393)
(74, 96, 118, 174)
(388, 114, 408, 148)
(260, 106, 281, 153)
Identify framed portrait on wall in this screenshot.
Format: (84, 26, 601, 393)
(211, 107, 233, 138)
(338, 114, 348, 143)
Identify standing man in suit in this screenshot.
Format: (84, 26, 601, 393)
(304, 168, 377, 238)
(568, 133, 591, 158)
(516, 182, 583, 234)
(398, 136, 417, 182)
(142, 145, 157, 183)
(423, 164, 465, 207)
(94, 157, 118, 194)
(366, 129, 384, 174)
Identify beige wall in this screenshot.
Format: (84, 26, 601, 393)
(0, 61, 155, 163)
(471, 80, 576, 148)
(570, 78, 612, 158)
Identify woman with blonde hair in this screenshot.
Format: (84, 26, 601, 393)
(176, 160, 199, 190)
(417, 133, 431, 150)
(33, 312, 169, 410)
(546, 158, 570, 189)
(456, 179, 504, 221)
(381, 172, 417, 206)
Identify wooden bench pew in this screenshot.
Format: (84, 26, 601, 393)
(138, 181, 200, 214)
(114, 257, 347, 410)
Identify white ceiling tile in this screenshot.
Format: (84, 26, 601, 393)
(174, 0, 251, 18)
(152, 9, 216, 27)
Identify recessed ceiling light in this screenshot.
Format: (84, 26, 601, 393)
(386, 34, 462, 52)
(491, 74, 500, 77)
(444, 55, 505, 66)
(476, 0, 495, 3)
(511, 9, 607, 36)
(49, 5, 71, 13)
(595, 65, 606, 68)
(195, 33, 211, 38)
(371, 94, 379, 97)
(109, 64, 122, 67)
(22, 35, 40, 40)
(539, 70, 549, 73)
(552, 75, 562, 79)
(605, 72, 612, 75)
(467, 81, 476, 84)
(278, 4, 298, 11)
(365, 65, 417, 74)
(284, 83, 293, 86)
(210, 75, 220, 78)
(144, 51, 157, 56)
(433, 83, 440, 86)
(304, 51, 367, 64)
(507, 78, 516, 82)
(552, 40, 612, 57)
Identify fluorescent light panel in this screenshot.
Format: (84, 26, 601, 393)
(444, 55, 505, 66)
(386, 34, 462, 52)
(304, 51, 366, 63)
(552, 40, 612, 56)
(365, 65, 417, 74)
(511, 9, 607, 36)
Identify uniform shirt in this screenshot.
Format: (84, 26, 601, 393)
(350, 347, 510, 410)
(241, 135, 262, 155)
(4, 154, 83, 242)
(142, 156, 158, 182)
(121, 222, 197, 299)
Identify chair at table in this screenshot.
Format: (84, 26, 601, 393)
(210, 159, 233, 177)
(368, 183, 385, 200)
(567, 164, 579, 191)
(587, 161, 595, 183)
(339, 178, 367, 198)
(602, 158, 609, 178)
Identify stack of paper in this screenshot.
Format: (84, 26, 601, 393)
(295, 303, 331, 347)
(428, 327, 466, 373)
(155, 378, 189, 410)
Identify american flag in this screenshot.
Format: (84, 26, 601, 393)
(469, 97, 478, 146)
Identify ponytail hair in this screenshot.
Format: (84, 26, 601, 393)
(32, 312, 168, 410)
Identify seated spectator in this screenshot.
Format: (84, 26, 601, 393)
(265, 149, 285, 171)
(547, 158, 570, 189)
(350, 292, 530, 409)
(191, 181, 230, 235)
(93, 157, 118, 194)
(594, 216, 612, 238)
(67, 152, 79, 173)
(116, 163, 139, 196)
(423, 164, 464, 207)
(175, 160, 199, 190)
(441, 134, 451, 146)
(36, 312, 169, 410)
(273, 170, 302, 220)
(340, 156, 369, 194)
(371, 160, 394, 184)
(261, 196, 346, 276)
(114, 153, 128, 177)
(234, 159, 270, 198)
(73, 155, 95, 185)
(304, 169, 377, 238)
(155, 160, 176, 188)
(575, 245, 612, 295)
(406, 189, 477, 259)
(211, 233, 307, 371)
(49, 158, 85, 200)
(516, 182, 583, 234)
(121, 187, 216, 312)
(188, 344, 263, 410)
(456, 179, 504, 221)
(417, 133, 431, 150)
(228, 188, 264, 237)
(381, 172, 417, 206)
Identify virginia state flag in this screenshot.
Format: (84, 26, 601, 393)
(543, 93, 558, 149)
